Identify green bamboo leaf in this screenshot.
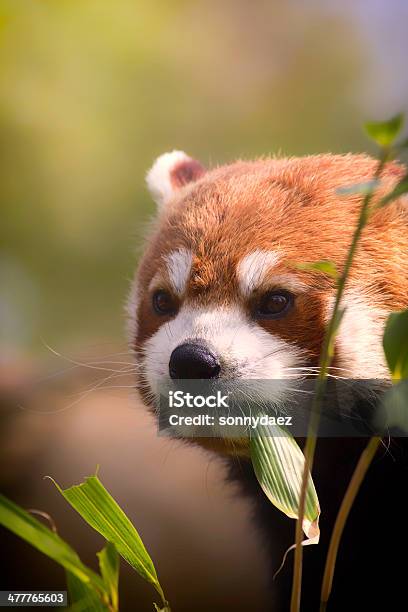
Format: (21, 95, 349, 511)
(250, 425, 320, 541)
(0, 494, 105, 595)
(377, 379, 408, 433)
(327, 307, 346, 358)
(383, 309, 408, 380)
(97, 542, 119, 611)
(66, 572, 108, 612)
(52, 475, 168, 608)
(364, 113, 404, 147)
(378, 172, 408, 208)
(296, 260, 338, 280)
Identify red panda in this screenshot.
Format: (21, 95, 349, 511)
(129, 151, 407, 442)
(128, 151, 408, 610)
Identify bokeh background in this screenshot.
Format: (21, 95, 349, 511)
(1, 1, 407, 611)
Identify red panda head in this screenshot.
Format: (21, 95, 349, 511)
(128, 150, 408, 454)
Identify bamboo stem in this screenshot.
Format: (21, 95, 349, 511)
(290, 151, 388, 612)
(320, 436, 381, 608)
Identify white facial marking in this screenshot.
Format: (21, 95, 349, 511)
(146, 150, 191, 209)
(329, 291, 389, 379)
(262, 274, 308, 293)
(141, 304, 305, 405)
(237, 250, 282, 296)
(165, 248, 193, 295)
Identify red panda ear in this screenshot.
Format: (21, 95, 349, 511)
(146, 151, 206, 210)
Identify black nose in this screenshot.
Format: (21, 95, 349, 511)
(169, 343, 221, 379)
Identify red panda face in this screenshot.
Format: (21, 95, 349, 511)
(128, 151, 408, 455)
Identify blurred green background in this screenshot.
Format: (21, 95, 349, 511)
(1, 0, 408, 355)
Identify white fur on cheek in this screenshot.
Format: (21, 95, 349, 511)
(146, 150, 191, 209)
(141, 305, 305, 401)
(330, 291, 389, 379)
(165, 248, 193, 295)
(237, 250, 281, 296)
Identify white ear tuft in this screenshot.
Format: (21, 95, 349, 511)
(146, 150, 205, 209)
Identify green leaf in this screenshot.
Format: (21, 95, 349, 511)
(66, 572, 108, 612)
(327, 307, 346, 358)
(378, 172, 408, 208)
(52, 475, 168, 607)
(0, 494, 105, 595)
(250, 425, 320, 542)
(97, 542, 119, 611)
(295, 260, 338, 279)
(364, 113, 404, 147)
(383, 309, 408, 380)
(336, 179, 380, 196)
(377, 379, 408, 433)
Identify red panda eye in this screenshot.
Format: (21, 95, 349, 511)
(255, 290, 294, 319)
(152, 290, 177, 315)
